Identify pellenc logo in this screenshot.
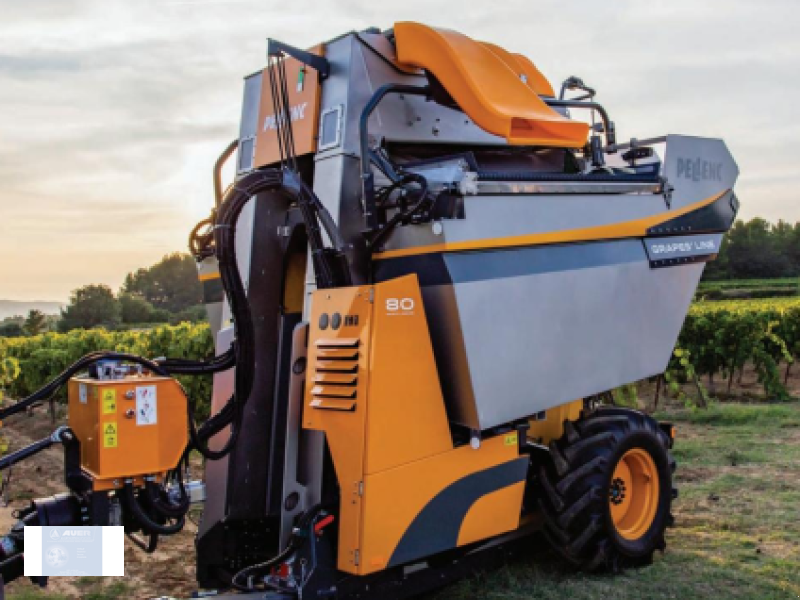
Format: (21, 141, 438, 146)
(677, 157, 722, 182)
(263, 102, 308, 131)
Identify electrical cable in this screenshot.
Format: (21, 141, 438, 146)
(368, 173, 430, 251)
(230, 503, 326, 593)
(0, 352, 168, 421)
(123, 482, 185, 535)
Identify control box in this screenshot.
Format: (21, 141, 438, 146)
(67, 376, 187, 490)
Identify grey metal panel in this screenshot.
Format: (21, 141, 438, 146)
(236, 72, 262, 174)
(278, 323, 324, 549)
(384, 192, 669, 251)
(315, 33, 507, 163)
(663, 135, 739, 211)
(381, 136, 738, 255)
(198, 325, 235, 537)
(421, 240, 702, 429)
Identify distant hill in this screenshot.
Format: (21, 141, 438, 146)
(0, 300, 64, 320)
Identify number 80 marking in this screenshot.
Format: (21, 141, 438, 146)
(386, 298, 415, 312)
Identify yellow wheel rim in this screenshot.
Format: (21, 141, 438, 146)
(609, 448, 659, 540)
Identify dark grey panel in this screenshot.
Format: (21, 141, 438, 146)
(444, 240, 643, 284)
(388, 458, 528, 567)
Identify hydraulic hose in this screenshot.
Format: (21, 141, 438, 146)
(145, 479, 189, 519)
(368, 173, 430, 251)
(123, 482, 185, 536)
(126, 532, 159, 554)
(155, 345, 236, 375)
(195, 167, 351, 461)
(0, 352, 168, 421)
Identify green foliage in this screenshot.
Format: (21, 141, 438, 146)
(703, 217, 800, 280)
(0, 323, 214, 418)
(122, 252, 203, 313)
(119, 292, 159, 324)
(59, 285, 121, 332)
(0, 318, 24, 337)
(673, 298, 800, 401)
(22, 309, 48, 336)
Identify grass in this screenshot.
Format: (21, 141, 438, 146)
(431, 401, 800, 600)
(699, 278, 799, 290)
(7, 403, 800, 599)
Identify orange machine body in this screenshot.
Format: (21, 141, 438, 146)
(394, 22, 588, 147)
(253, 45, 323, 168)
(303, 275, 528, 575)
(67, 376, 187, 491)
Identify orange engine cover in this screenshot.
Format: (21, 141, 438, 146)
(67, 376, 187, 490)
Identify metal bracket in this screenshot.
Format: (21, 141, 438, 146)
(267, 39, 330, 79)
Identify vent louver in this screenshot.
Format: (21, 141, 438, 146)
(310, 338, 360, 411)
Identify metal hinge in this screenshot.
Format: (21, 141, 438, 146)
(358, 481, 364, 496)
(368, 288, 374, 304)
(354, 550, 360, 566)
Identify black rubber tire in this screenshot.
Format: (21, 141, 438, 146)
(538, 407, 676, 572)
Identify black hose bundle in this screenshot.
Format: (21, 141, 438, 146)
(369, 172, 430, 251)
(0, 352, 169, 421)
(155, 345, 236, 375)
(123, 481, 185, 535)
(190, 167, 351, 461)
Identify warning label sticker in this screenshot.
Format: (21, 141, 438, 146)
(79, 383, 88, 404)
(101, 389, 117, 415)
(504, 433, 518, 447)
(103, 422, 118, 448)
(136, 385, 157, 426)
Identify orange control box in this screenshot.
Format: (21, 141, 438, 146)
(67, 376, 187, 490)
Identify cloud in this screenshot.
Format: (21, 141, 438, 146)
(1, 0, 797, 301)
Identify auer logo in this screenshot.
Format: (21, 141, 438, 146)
(60, 530, 90, 537)
(677, 157, 722, 182)
(263, 102, 308, 131)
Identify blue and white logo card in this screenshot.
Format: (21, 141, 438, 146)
(24, 526, 124, 576)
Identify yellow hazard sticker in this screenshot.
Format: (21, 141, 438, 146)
(103, 422, 118, 448)
(504, 433, 518, 446)
(102, 389, 117, 414)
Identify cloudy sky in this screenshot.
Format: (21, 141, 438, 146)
(1, 0, 798, 301)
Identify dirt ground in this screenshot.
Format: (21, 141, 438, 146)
(2, 364, 799, 599)
(0, 412, 199, 600)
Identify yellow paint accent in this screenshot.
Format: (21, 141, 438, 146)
(68, 378, 187, 490)
(610, 448, 660, 540)
(528, 399, 584, 445)
(198, 272, 220, 282)
(374, 191, 728, 261)
(457, 480, 526, 547)
(394, 22, 588, 147)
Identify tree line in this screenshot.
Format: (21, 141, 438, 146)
(704, 218, 800, 280)
(0, 253, 205, 336)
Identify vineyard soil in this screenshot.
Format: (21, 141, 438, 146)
(2, 380, 799, 599)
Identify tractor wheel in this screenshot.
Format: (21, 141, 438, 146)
(538, 407, 675, 571)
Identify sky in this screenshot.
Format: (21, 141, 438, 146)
(1, 0, 798, 302)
